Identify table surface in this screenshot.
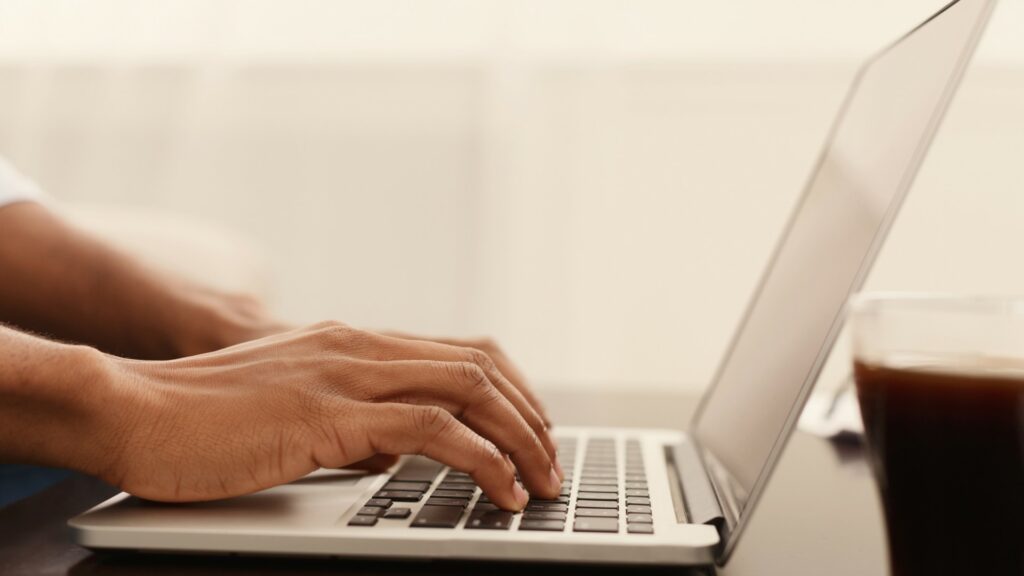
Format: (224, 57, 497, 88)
(0, 389, 889, 576)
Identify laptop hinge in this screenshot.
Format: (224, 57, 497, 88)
(668, 439, 725, 531)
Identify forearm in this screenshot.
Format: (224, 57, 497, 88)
(0, 321, 559, 507)
(0, 325, 126, 476)
(0, 202, 282, 358)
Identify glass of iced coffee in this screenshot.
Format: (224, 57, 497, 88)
(850, 294, 1024, 576)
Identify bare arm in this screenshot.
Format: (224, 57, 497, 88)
(0, 202, 283, 359)
(0, 327, 121, 473)
(0, 323, 563, 509)
(0, 202, 553, 423)
(0, 201, 563, 508)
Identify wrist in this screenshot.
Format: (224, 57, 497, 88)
(0, 337, 137, 478)
(41, 346, 140, 479)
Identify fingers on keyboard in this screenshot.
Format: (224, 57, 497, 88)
(350, 439, 653, 535)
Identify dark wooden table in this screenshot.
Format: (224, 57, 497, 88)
(0, 389, 888, 576)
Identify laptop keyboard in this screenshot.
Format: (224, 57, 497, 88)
(347, 437, 654, 535)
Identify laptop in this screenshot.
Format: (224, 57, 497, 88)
(69, 0, 996, 567)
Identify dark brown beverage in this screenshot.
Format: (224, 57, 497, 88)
(854, 360, 1024, 576)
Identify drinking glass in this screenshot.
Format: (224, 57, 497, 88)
(850, 294, 1024, 576)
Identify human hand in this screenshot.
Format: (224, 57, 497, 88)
(383, 332, 551, 427)
(92, 322, 562, 511)
(156, 278, 290, 358)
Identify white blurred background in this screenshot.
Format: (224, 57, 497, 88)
(0, 1, 1021, 395)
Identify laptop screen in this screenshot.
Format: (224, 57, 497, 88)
(690, 0, 995, 556)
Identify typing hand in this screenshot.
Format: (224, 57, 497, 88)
(381, 332, 551, 427)
(97, 322, 562, 510)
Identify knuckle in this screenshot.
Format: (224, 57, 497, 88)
(414, 406, 451, 435)
(337, 328, 376, 353)
(463, 435, 503, 477)
(459, 363, 496, 402)
(464, 348, 498, 373)
(480, 439, 504, 466)
(297, 376, 337, 419)
(311, 321, 354, 345)
(426, 359, 453, 377)
(314, 324, 379, 354)
(311, 319, 347, 331)
(450, 361, 488, 386)
(328, 357, 379, 400)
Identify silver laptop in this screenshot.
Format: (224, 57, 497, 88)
(69, 0, 996, 566)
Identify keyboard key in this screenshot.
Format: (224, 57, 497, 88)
(365, 498, 392, 509)
(384, 481, 431, 492)
(393, 457, 444, 483)
(411, 505, 464, 528)
(357, 506, 384, 516)
(581, 473, 618, 481)
(437, 481, 475, 491)
(625, 489, 649, 498)
(627, 514, 653, 524)
(347, 515, 378, 527)
(626, 497, 651, 506)
(426, 497, 468, 508)
(577, 492, 618, 501)
(573, 518, 619, 533)
(472, 502, 499, 512)
(466, 510, 514, 530)
(627, 505, 652, 514)
(374, 490, 423, 502)
(576, 500, 618, 509)
(528, 496, 569, 504)
(522, 511, 567, 521)
(526, 502, 568, 513)
(433, 489, 474, 500)
(628, 524, 655, 534)
(579, 485, 618, 493)
(574, 508, 618, 518)
(625, 482, 648, 490)
(382, 507, 412, 519)
(519, 519, 565, 532)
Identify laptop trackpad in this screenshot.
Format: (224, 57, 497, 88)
(83, 469, 380, 530)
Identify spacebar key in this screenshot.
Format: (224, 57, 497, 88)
(411, 505, 463, 528)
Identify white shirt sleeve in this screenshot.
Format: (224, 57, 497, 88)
(0, 156, 45, 208)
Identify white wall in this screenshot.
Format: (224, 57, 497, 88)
(1, 1, 1021, 393)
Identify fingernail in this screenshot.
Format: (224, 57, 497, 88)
(512, 482, 529, 509)
(548, 465, 561, 493)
